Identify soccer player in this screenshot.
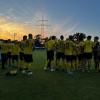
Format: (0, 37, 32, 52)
(77, 37, 85, 72)
(72, 40, 78, 71)
(7, 39, 12, 68)
(19, 35, 27, 72)
(5, 41, 20, 76)
(0, 40, 10, 69)
(11, 41, 20, 68)
(96, 42, 100, 72)
(56, 35, 65, 70)
(93, 37, 99, 71)
(24, 33, 34, 75)
(44, 36, 56, 72)
(20, 34, 34, 75)
(84, 36, 93, 72)
(64, 35, 75, 74)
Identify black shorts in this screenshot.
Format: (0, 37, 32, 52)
(84, 53, 92, 59)
(47, 50, 54, 61)
(7, 52, 12, 59)
(65, 55, 72, 62)
(97, 56, 100, 61)
(56, 52, 65, 60)
(1, 53, 8, 61)
(72, 55, 77, 60)
(93, 52, 98, 60)
(12, 55, 19, 61)
(77, 54, 84, 60)
(24, 54, 33, 63)
(19, 52, 24, 60)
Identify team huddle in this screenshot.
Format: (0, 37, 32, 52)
(0, 34, 34, 75)
(0, 33, 100, 75)
(45, 35, 100, 74)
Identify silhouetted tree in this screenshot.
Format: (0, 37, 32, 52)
(73, 32, 86, 41)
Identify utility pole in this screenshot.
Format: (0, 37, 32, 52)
(36, 16, 50, 38)
(13, 33, 17, 41)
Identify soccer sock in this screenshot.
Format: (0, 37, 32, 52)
(51, 60, 55, 69)
(27, 63, 33, 71)
(56, 59, 60, 69)
(99, 63, 100, 71)
(88, 59, 91, 70)
(77, 59, 80, 70)
(45, 60, 49, 68)
(85, 60, 88, 71)
(76, 59, 78, 70)
(19, 60, 26, 70)
(63, 60, 66, 70)
(67, 62, 71, 72)
(60, 59, 65, 70)
(58, 59, 62, 70)
(72, 60, 76, 71)
(65, 61, 68, 71)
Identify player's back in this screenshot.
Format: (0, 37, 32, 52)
(12, 43, 20, 55)
(72, 41, 78, 56)
(65, 39, 74, 55)
(46, 39, 56, 51)
(77, 41, 84, 55)
(23, 39, 34, 54)
(56, 40, 65, 53)
(20, 40, 26, 53)
(0, 42, 10, 53)
(84, 40, 93, 53)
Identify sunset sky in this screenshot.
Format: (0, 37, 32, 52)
(0, 0, 100, 40)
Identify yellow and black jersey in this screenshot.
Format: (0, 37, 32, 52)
(72, 42, 78, 56)
(12, 44, 20, 55)
(84, 40, 93, 53)
(56, 40, 65, 53)
(0, 43, 11, 53)
(64, 40, 75, 55)
(77, 41, 84, 55)
(45, 39, 56, 51)
(19, 40, 26, 53)
(20, 39, 34, 54)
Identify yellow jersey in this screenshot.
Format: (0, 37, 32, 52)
(45, 39, 56, 51)
(84, 40, 93, 53)
(12, 44, 20, 55)
(72, 42, 77, 56)
(56, 40, 65, 53)
(23, 39, 34, 54)
(0, 43, 11, 53)
(65, 40, 75, 55)
(77, 41, 84, 55)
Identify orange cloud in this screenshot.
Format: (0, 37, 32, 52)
(0, 16, 39, 40)
(0, 11, 79, 40)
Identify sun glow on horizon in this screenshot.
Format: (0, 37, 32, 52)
(0, 16, 41, 40)
(0, 11, 79, 40)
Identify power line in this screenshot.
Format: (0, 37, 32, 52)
(35, 16, 51, 38)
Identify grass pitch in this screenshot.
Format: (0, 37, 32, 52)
(0, 50, 100, 100)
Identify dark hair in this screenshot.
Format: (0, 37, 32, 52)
(23, 35, 27, 40)
(52, 36, 56, 40)
(60, 35, 64, 40)
(87, 36, 92, 40)
(94, 36, 99, 40)
(28, 33, 33, 39)
(69, 35, 73, 40)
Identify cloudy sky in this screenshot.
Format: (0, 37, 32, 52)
(0, 0, 100, 40)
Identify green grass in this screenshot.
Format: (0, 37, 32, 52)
(0, 50, 100, 100)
